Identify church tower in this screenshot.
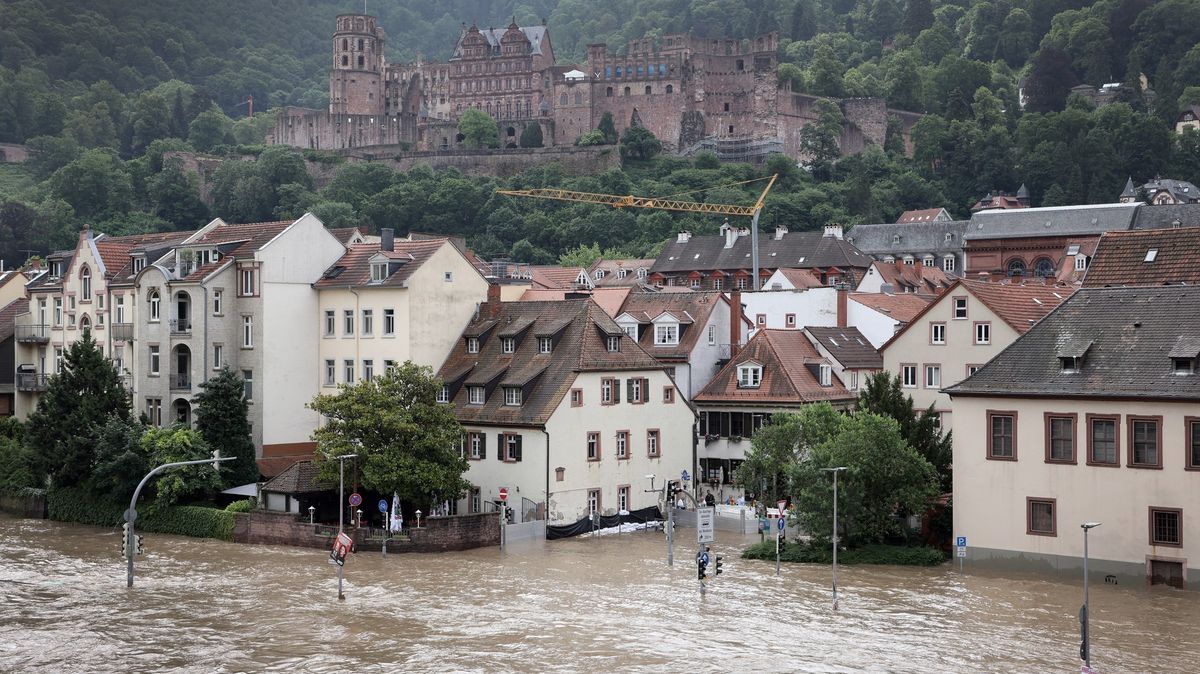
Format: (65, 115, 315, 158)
(330, 14, 385, 116)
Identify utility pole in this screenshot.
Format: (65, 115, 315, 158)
(334, 453, 358, 601)
(823, 466, 847, 611)
(1081, 522, 1102, 670)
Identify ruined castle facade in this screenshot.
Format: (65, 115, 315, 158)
(271, 14, 918, 161)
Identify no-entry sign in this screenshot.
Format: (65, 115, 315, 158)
(499, 487, 508, 502)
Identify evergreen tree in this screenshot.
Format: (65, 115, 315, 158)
(902, 0, 935, 37)
(597, 112, 618, 144)
(195, 366, 259, 487)
(1025, 47, 1078, 113)
(857, 371, 952, 492)
(25, 329, 131, 487)
(171, 89, 188, 139)
(518, 122, 544, 148)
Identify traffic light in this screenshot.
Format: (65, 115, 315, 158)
(135, 535, 145, 556)
(714, 554, 724, 576)
(210, 449, 221, 470)
(777, 533, 786, 551)
(666, 480, 679, 496)
(121, 522, 130, 556)
(697, 556, 707, 580)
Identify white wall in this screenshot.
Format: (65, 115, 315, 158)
(741, 287, 838, 333)
(846, 298, 900, 348)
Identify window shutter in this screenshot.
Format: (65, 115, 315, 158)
(642, 378, 650, 403)
(627, 379, 634, 402)
(613, 379, 621, 403)
(479, 433, 486, 460)
(497, 434, 504, 460)
(515, 435, 522, 462)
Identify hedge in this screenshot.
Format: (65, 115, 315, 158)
(47, 486, 236, 541)
(741, 540, 946, 566)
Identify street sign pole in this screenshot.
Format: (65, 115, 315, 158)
(776, 515, 785, 576)
(333, 453, 357, 601)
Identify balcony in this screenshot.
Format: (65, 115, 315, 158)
(15, 325, 50, 344)
(169, 373, 191, 391)
(16, 373, 49, 392)
(170, 318, 192, 335)
(111, 323, 134, 342)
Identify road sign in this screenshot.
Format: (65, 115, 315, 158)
(777, 516, 786, 531)
(499, 487, 508, 502)
(956, 547, 967, 558)
(700, 552, 710, 566)
(348, 492, 362, 507)
(378, 499, 389, 513)
(956, 536, 967, 547)
(777, 499, 787, 514)
(697, 506, 715, 543)
(681, 470, 690, 483)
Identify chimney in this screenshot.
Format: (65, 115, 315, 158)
(720, 220, 737, 249)
(381, 228, 395, 252)
(484, 282, 502, 318)
(836, 286, 847, 328)
(774, 224, 788, 240)
(676, 230, 691, 244)
(823, 224, 843, 240)
(729, 289, 743, 357)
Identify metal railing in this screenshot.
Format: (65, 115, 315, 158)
(15, 325, 50, 343)
(169, 318, 191, 335)
(169, 373, 191, 391)
(16, 373, 49, 392)
(111, 323, 134, 342)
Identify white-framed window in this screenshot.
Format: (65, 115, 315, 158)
(383, 308, 395, 335)
(343, 310, 354, 336)
(468, 386, 485, 405)
(943, 255, 956, 273)
(737, 363, 762, 388)
(654, 324, 679, 345)
(242, 315, 253, 348)
(324, 310, 335, 336)
(469, 433, 483, 459)
(212, 290, 223, 315)
(587, 489, 600, 514)
(1075, 255, 1087, 271)
(238, 268, 256, 296)
(538, 336, 552, 353)
(849, 370, 859, 390)
(607, 335, 620, 352)
(601, 378, 614, 404)
(931, 323, 946, 345)
(132, 257, 146, 274)
(819, 363, 832, 386)
(436, 386, 450, 403)
(444, 271, 453, 282)
(504, 387, 522, 405)
(325, 359, 336, 385)
(501, 337, 515, 354)
(362, 309, 373, 336)
(587, 431, 600, 460)
(623, 325, 638, 339)
(117, 296, 128, 323)
(467, 336, 479, 354)
(147, 291, 159, 322)
(975, 322, 991, 345)
(924, 364, 941, 388)
(149, 345, 160, 375)
(617, 268, 628, 279)
(629, 377, 643, 403)
(343, 359, 355, 383)
(707, 325, 716, 345)
(901, 364, 917, 388)
(52, 297, 62, 327)
(242, 370, 253, 401)
(647, 429, 660, 457)
(363, 359, 374, 381)
(213, 344, 223, 369)
(618, 485, 630, 512)
(80, 265, 91, 301)
(903, 256, 914, 266)
(967, 364, 981, 376)
(616, 431, 628, 458)
(370, 262, 389, 282)
(953, 297, 967, 319)
(922, 256, 934, 267)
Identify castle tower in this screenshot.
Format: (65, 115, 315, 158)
(330, 14, 386, 116)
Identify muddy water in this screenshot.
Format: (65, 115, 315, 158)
(1, 515, 1197, 673)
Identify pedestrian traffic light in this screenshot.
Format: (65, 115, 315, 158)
(666, 480, 679, 496)
(714, 554, 724, 576)
(135, 535, 145, 555)
(121, 522, 129, 556)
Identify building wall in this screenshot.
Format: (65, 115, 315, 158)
(952, 396, 1200, 586)
(845, 299, 900, 348)
(404, 244, 491, 367)
(965, 234, 1094, 276)
(881, 289, 1018, 429)
(681, 300, 733, 399)
(741, 287, 838, 333)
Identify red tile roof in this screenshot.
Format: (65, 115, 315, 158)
(94, 231, 195, 280)
(1082, 228, 1200, 287)
(848, 292, 933, 322)
(0, 298, 29, 342)
(192, 221, 292, 260)
(775, 268, 824, 289)
(517, 287, 631, 317)
(961, 279, 1074, 333)
(530, 266, 587, 290)
(872, 261, 952, 294)
(897, 208, 949, 223)
(313, 239, 448, 289)
(694, 329, 855, 405)
(617, 291, 726, 362)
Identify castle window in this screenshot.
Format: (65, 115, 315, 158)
(357, 39, 363, 50)
(645, 85, 652, 95)
(724, 102, 730, 112)
(342, 55, 348, 66)
(606, 87, 613, 97)
(560, 93, 568, 106)
(342, 39, 348, 50)
(637, 65, 643, 76)
(605, 67, 612, 78)
(616, 67, 622, 77)
(358, 55, 364, 68)
(659, 63, 667, 75)
(624, 86, 631, 96)
(737, 59, 744, 71)
(666, 84, 673, 94)
(574, 92, 582, 105)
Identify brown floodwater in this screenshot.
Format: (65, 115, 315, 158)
(0, 514, 1197, 673)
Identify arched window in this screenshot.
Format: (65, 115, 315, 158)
(148, 289, 161, 321)
(606, 87, 613, 97)
(665, 84, 674, 94)
(624, 86, 631, 96)
(1007, 259, 1027, 276)
(645, 85, 652, 95)
(1033, 258, 1055, 278)
(79, 315, 90, 331)
(80, 265, 91, 301)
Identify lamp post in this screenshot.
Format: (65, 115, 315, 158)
(334, 453, 357, 601)
(308, 505, 315, 525)
(823, 466, 848, 611)
(415, 509, 422, 529)
(1081, 522, 1102, 670)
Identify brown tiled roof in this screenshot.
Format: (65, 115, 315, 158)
(694, 329, 855, 405)
(313, 239, 447, 289)
(872, 261, 951, 294)
(438, 299, 663, 426)
(190, 220, 292, 260)
(95, 231, 194, 280)
(805, 326, 882, 369)
(0, 298, 29, 342)
(328, 227, 363, 244)
(260, 460, 333, 494)
(848, 292, 932, 322)
(897, 208, 949, 223)
(589, 258, 655, 287)
(516, 287, 631, 317)
(176, 260, 229, 283)
(617, 291, 725, 362)
(530, 265, 587, 290)
(962, 279, 1074, 333)
(1082, 228, 1200, 287)
(776, 268, 824, 289)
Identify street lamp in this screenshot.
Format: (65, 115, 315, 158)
(823, 466, 848, 611)
(308, 505, 315, 525)
(333, 453, 357, 601)
(1081, 522, 1102, 670)
(355, 509, 363, 528)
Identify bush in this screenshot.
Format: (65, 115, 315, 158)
(47, 486, 237, 541)
(741, 540, 946, 566)
(225, 498, 257, 513)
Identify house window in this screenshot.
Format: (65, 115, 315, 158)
(624, 325, 638, 339)
(343, 310, 354, 336)
(1149, 508, 1182, 546)
(943, 256, 956, 273)
(570, 388, 583, 407)
(1027, 498, 1056, 536)
(952, 297, 967, 319)
(785, 314, 796, 328)
(587, 432, 600, 461)
(149, 345, 160, 375)
(362, 309, 373, 336)
(647, 429, 660, 457)
(903, 257, 914, 266)
(1045, 414, 1076, 463)
(501, 337, 515, 354)
(901, 364, 917, 388)
(213, 344, 223, 370)
(132, 258, 145, 274)
(707, 325, 716, 344)
(343, 359, 354, 383)
(616, 431, 628, 459)
(212, 290, 222, 315)
(737, 364, 762, 388)
(1188, 417, 1200, 469)
(469, 433, 484, 460)
(601, 378, 615, 404)
(504, 433, 521, 461)
(654, 324, 679, 345)
(1129, 417, 1162, 468)
(736, 277, 748, 290)
(1075, 255, 1087, 271)
(242, 315, 253, 348)
(324, 310, 335, 336)
(54, 347, 63, 373)
(467, 336, 479, 354)
(147, 291, 159, 322)
(922, 256, 934, 267)
(663, 387, 675, 404)
(690, 278, 700, 289)
(628, 378, 644, 403)
(444, 271, 453, 282)
(504, 387, 522, 406)
(363, 359, 374, 381)
(471, 488, 481, 512)
(1087, 415, 1119, 466)
(242, 370, 253, 401)
(238, 268, 256, 296)
(924, 364, 941, 388)
(974, 322, 991, 345)
(1174, 358, 1194, 375)
(587, 489, 601, 514)
(931, 323, 946, 344)
(436, 386, 449, 403)
(713, 278, 722, 290)
(539, 336, 552, 354)
(756, 314, 766, 326)
(80, 266, 91, 301)
(987, 411, 1016, 460)
(618, 485, 630, 512)
(819, 363, 832, 386)
(114, 296, 124, 323)
(383, 308, 395, 336)
(146, 398, 162, 426)
(607, 336, 620, 352)
(325, 359, 335, 385)
(468, 386, 485, 405)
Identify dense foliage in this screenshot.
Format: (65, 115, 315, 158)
(194, 366, 259, 487)
(741, 540, 946, 565)
(857, 371, 952, 491)
(46, 485, 238, 540)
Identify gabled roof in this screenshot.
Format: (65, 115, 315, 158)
(651, 230, 874, 275)
(771, 268, 824, 289)
(530, 265, 590, 290)
(1082, 228, 1200, 287)
(95, 231, 195, 280)
(1141, 177, 1200, 204)
(188, 220, 293, 260)
(846, 220, 969, 256)
(617, 291, 726, 361)
(848, 292, 932, 323)
(453, 23, 549, 58)
(870, 261, 951, 294)
(314, 239, 455, 289)
(1130, 202, 1200, 230)
(260, 460, 333, 494)
(804, 326, 882, 370)
(589, 258, 655, 287)
(516, 287, 631, 317)
(0, 298, 29, 342)
(438, 299, 663, 426)
(328, 227, 365, 245)
(947, 286, 1200, 401)
(896, 208, 951, 223)
(963, 203, 1139, 241)
(694, 329, 855, 405)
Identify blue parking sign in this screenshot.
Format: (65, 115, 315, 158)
(956, 536, 967, 547)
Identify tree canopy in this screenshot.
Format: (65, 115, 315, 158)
(195, 366, 258, 487)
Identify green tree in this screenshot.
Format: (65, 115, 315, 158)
(188, 109, 233, 152)
(518, 122, 544, 148)
(809, 44, 845, 98)
(619, 125, 662, 161)
(308, 361, 469, 505)
(733, 405, 846, 506)
(902, 0, 935, 37)
(558, 242, 602, 268)
(458, 108, 500, 149)
(1025, 46, 1078, 113)
(575, 129, 606, 146)
(48, 149, 133, 221)
(790, 411, 939, 547)
(797, 99, 843, 177)
(857, 371, 952, 491)
(147, 156, 209, 229)
(598, 111, 618, 144)
(129, 92, 172, 155)
(194, 366, 258, 487)
(141, 426, 221, 509)
(25, 329, 131, 487)
(88, 416, 149, 499)
(0, 418, 34, 493)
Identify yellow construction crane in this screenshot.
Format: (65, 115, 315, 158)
(497, 174, 778, 288)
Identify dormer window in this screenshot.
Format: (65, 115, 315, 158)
(595, 269, 606, 279)
(436, 386, 450, 403)
(623, 325, 637, 339)
(607, 335, 621, 352)
(617, 269, 628, 279)
(49, 261, 61, 279)
(467, 336, 479, 354)
(1144, 249, 1158, 263)
(1173, 358, 1194, 375)
(654, 324, 679, 345)
(819, 363, 832, 386)
(903, 256, 914, 266)
(637, 268, 647, 278)
(737, 363, 762, 388)
(468, 386, 485, 405)
(893, 235, 902, 244)
(501, 337, 515, 354)
(538, 336, 552, 354)
(944, 232, 954, 242)
(922, 257, 934, 267)
(504, 387, 522, 406)
(132, 257, 145, 274)
(371, 262, 389, 282)
(1059, 356, 1080, 373)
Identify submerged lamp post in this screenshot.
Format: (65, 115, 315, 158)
(1081, 522, 1102, 669)
(334, 453, 357, 601)
(823, 466, 847, 611)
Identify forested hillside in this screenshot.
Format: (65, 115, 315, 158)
(1, 0, 1199, 267)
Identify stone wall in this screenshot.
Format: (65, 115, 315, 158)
(0, 143, 30, 163)
(231, 510, 500, 553)
(348, 145, 620, 178)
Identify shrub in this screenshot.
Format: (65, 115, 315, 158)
(47, 486, 236, 540)
(741, 540, 946, 566)
(225, 498, 257, 513)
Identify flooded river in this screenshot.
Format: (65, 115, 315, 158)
(1, 515, 1198, 673)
